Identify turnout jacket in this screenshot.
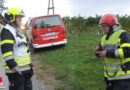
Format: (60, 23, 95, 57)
(96, 29, 130, 81)
(1, 24, 31, 75)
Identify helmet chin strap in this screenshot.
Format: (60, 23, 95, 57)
(10, 20, 20, 29)
(107, 26, 113, 36)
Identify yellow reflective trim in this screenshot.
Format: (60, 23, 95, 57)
(122, 71, 130, 75)
(14, 54, 31, 66)
(118, 38, 121, 42)
(4, 66, 9, 69)
(3, 51, 13, 58)
(104, 67, 120, 70)
(17, 61, 31, 66)
(15, 58, 30, 63)
(1, 40, 14, 45)
(101, 42, 103, 46)
(15, 56, 29, 60)
(18, 65, 30, 69)
(122, 58, 130, 64)
(15, 55, 29, 59)
(104, 71, 122, 77)
(15, 58, 30, 62)
(4, 65, 30, 70)
(118, 49, 124, 58)
(120, 43, 130, 48)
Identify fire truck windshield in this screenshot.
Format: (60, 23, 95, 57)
(34, 16, 62, 29)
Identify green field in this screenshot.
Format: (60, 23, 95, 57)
(33, 32, 106, 90)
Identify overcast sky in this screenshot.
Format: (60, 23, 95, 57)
(4, 0, 130, 23)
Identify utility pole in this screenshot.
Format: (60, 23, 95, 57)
(47, 0, 55, 15)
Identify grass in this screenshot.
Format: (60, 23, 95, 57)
(32, 32, 106, 90)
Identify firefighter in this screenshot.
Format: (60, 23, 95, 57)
(95, 14, 130, 90)
(0, 7, 33, 90)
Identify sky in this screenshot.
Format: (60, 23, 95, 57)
(3, 0, 130, 23)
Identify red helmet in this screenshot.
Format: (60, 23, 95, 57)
(99, 14, 119, 26)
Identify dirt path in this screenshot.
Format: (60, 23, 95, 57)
(32, 52, 65, 90)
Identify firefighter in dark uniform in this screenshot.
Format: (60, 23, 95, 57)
(95, 14, 130, 90)
(0, 7, 33, 90)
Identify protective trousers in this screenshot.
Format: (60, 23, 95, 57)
(7, 72, 32, 90)
(106, 79, 130, 90)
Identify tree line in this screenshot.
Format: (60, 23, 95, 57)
(62, 14, 130, 35)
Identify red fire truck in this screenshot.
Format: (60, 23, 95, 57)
(27, 14, 67, 49)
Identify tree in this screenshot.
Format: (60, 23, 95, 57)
(71, 15, 86, 36)
(62, 16, 71, 34)
(62, 14, 130, 35)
